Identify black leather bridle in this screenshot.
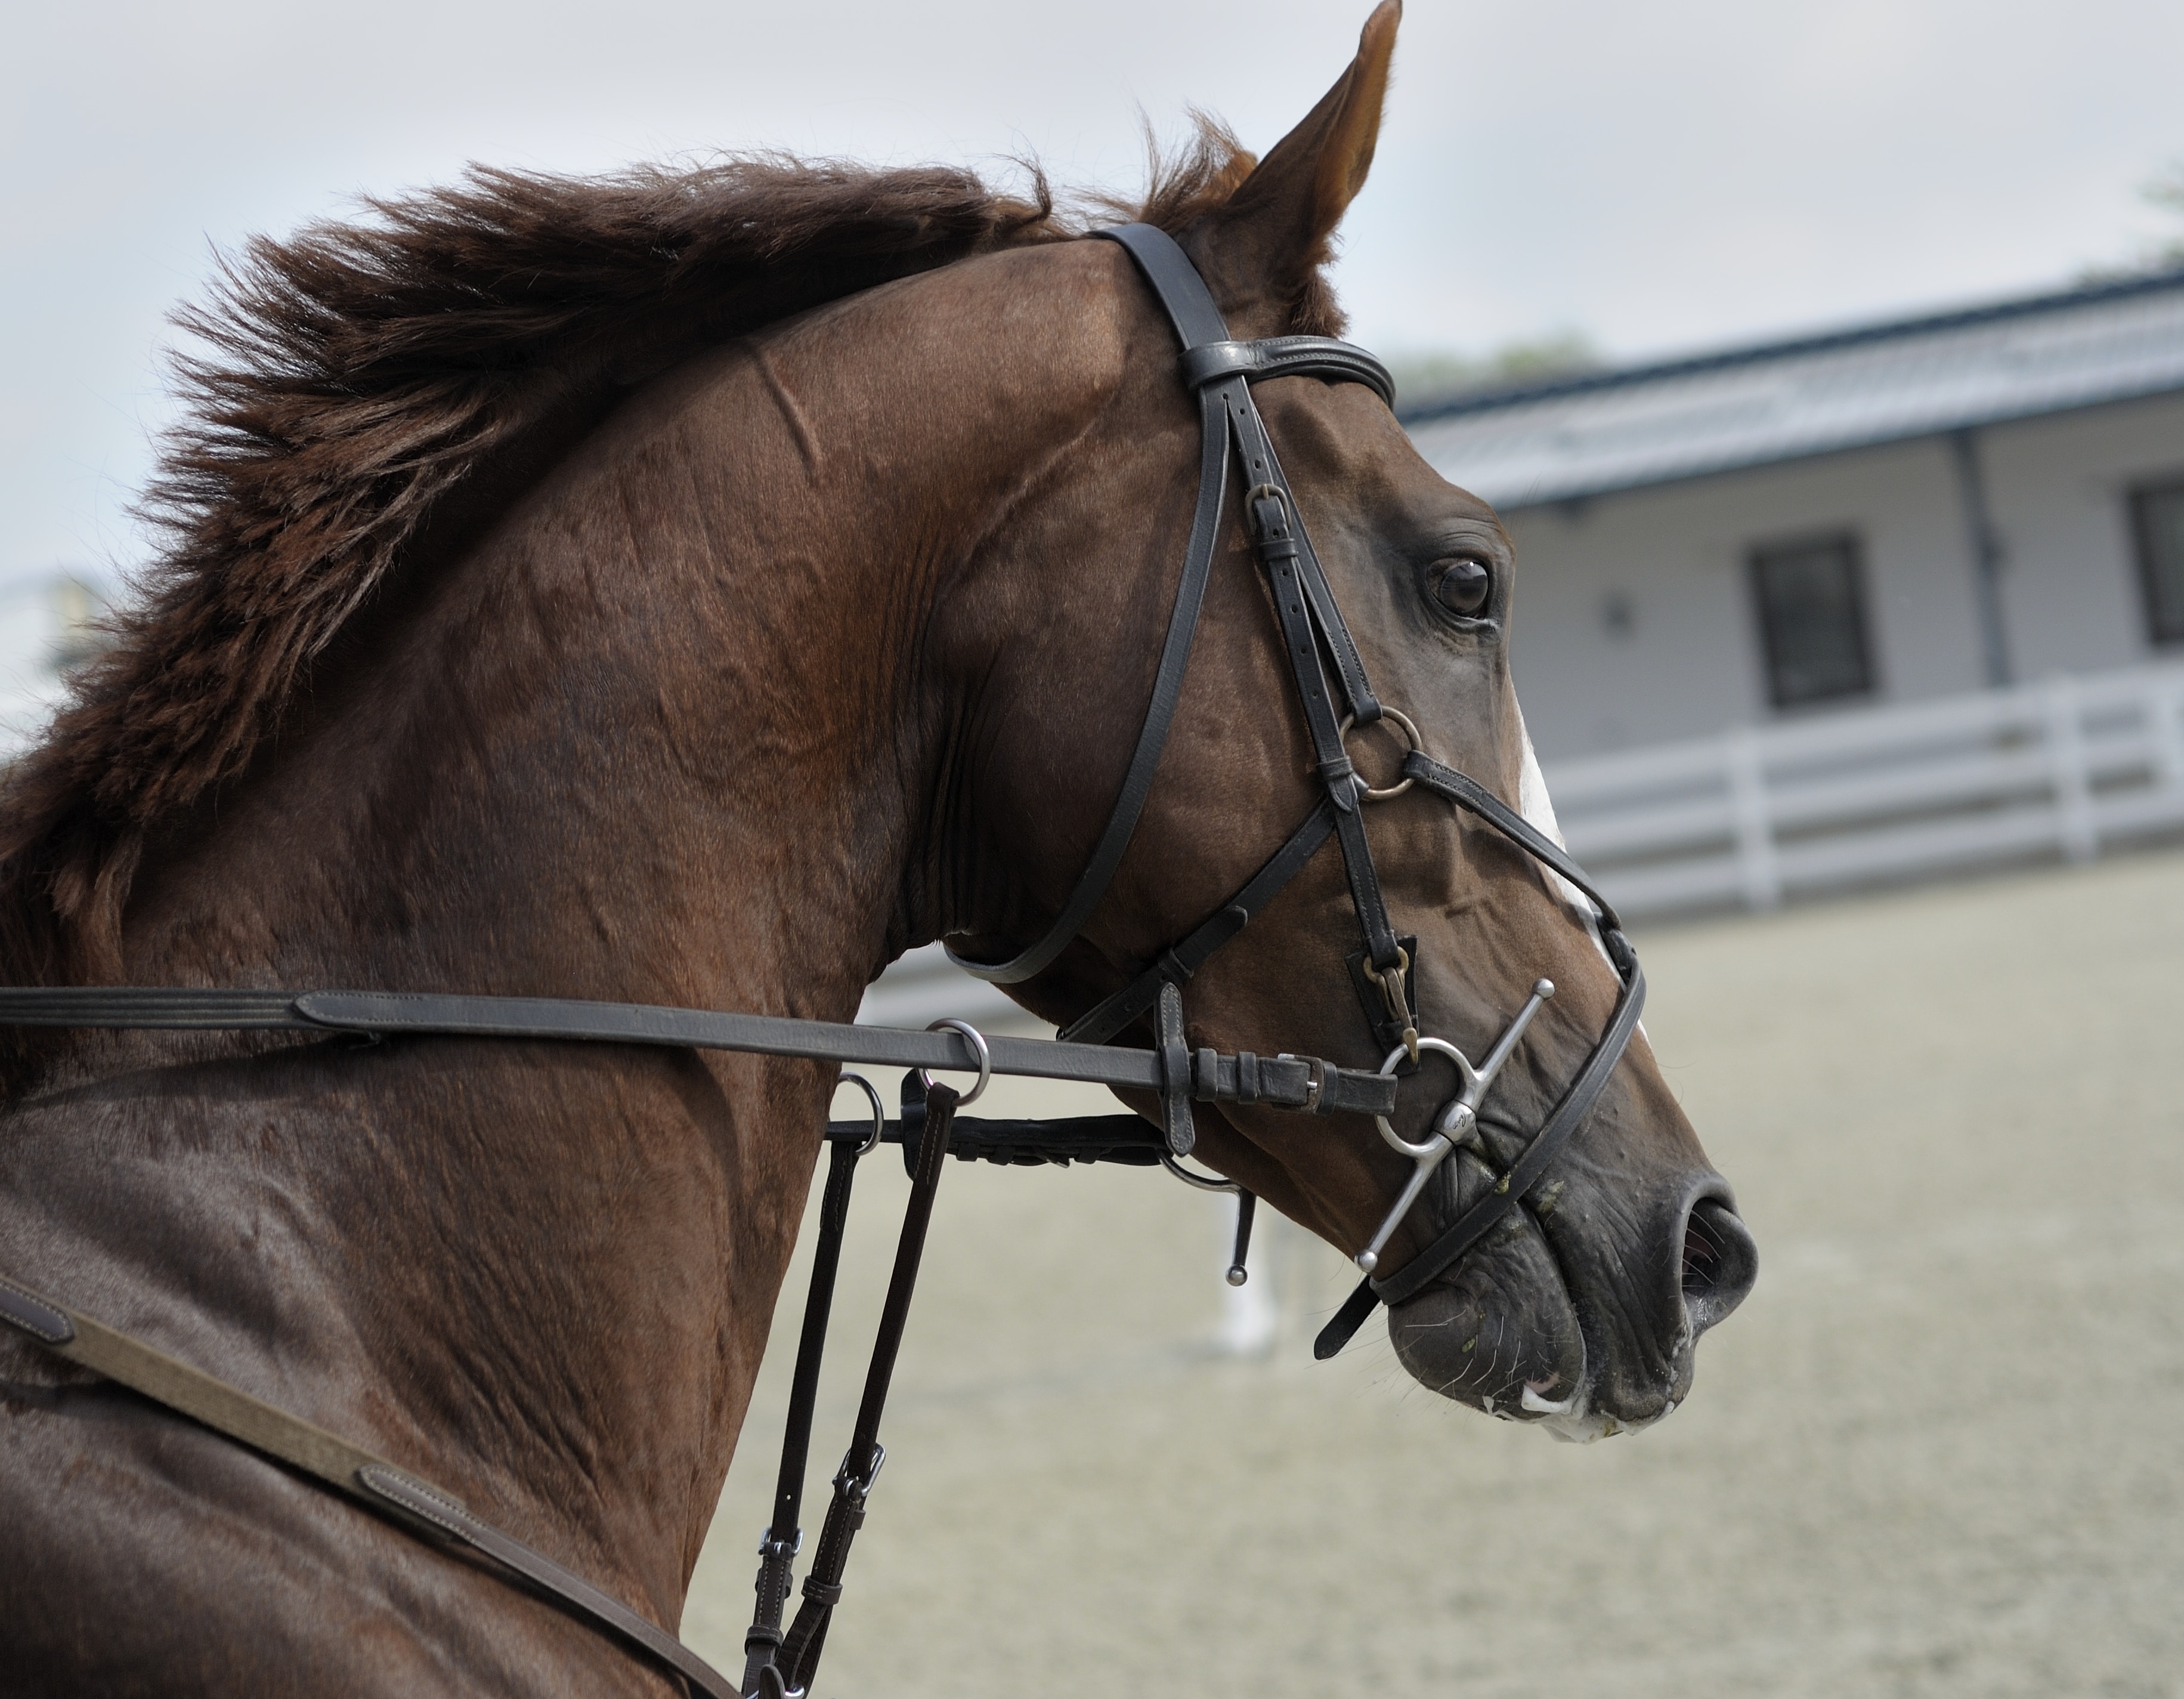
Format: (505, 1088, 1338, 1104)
(0, 224, 1644, 1698)
(951, 223, 1648, 1357)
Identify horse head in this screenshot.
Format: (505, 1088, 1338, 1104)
(934, 2, 1755, 1435)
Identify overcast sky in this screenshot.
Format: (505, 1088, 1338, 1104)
(5, 0, 2182, 585)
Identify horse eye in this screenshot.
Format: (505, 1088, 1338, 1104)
(1428, 557, 1492, 617)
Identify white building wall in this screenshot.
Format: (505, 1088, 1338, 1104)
(1487, 389, 2184, 762)
(1979, 390, 2184, 678)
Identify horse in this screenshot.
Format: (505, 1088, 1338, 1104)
(0, 5, 1753, 1691)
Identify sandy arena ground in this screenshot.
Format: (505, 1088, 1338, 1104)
(680, 847, 2184, 1698)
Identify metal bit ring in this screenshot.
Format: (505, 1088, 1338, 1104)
(1374, 1036, 1477, 1159)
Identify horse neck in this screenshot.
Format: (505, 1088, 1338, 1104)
(76, 277, 1100, 1615)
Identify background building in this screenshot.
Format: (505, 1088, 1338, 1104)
(1403, 268, 2184, 762)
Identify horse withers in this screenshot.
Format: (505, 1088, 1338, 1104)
(0, 4, 1752, 1689)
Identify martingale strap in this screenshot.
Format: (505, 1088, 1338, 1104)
(0, 1272, 742, 1699)
(768, 1082, 955, 1697)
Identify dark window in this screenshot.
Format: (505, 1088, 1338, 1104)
(1747, 533, 1877, 709)
(2129, 479, 2184, 645)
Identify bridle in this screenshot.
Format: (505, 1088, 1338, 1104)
(960, 223, 1647, 1350)
(0, 224, 1641, 1697)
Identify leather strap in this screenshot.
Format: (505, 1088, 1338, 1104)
(822, 1111, 1164, 1167)
(1059, 802, 1336, 1047)
(1180, 338, 1396, 407)
(1307, 757, 1650, 1360)
(1399, 752, 1630, 937)
(0, 987, 1396, 1120)
(0, 1272, 738, 1699)
(1155, 980, 1195, 1155)
(776, 1083, 960, 1695)
(945, 378, 1230, 986)
(743, 1133, 863, 1696)
(946, 221, 1396, 990)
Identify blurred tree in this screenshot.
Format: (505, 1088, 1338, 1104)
(1384, 330, 1603, 409)
(2146, 162, 2184, 268)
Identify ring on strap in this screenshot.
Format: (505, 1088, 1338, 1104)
(1372, 1036, 1474, 1160)
(832, 1073, 887, 1156)
(1158, 1151, 1239, 1194)
(919, 1019, 991, 1107)
(1336, 707, 1419, 801)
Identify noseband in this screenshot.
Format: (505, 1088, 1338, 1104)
(0, 225, 1643, 1697)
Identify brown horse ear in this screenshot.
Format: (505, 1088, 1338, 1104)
(1192, 1, 1400, 327)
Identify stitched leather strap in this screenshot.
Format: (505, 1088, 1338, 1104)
(1180, 337, 1396, 406)
(1307, 758, 1649, 1360)
(945, 376, 1230, 986)
(743, 1132, 863, 1695)
(0, 987, 1396, 1120)
(0, 1273, 738, 1699)
(1155, 980, 1195, 1154)
(946, 222, 1396, 988)
(822, 1111, 1164, 1166)
(777, 1083, 960, 1695)
(1060, 801, 1337, 1047)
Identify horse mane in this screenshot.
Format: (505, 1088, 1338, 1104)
(0, 123, 1277, 983)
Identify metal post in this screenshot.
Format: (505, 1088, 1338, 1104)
(2154, 674, 2184, 796)
(1948, 428, 2013, 688)
(2041, 675, 2097, 863)
(1727, 727, 1781, 910)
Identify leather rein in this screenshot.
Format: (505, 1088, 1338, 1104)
(0, 224, 1640, 1698)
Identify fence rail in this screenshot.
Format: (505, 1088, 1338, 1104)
(861, 661, 2184, 1021)
(1545, 662, 2184, 921)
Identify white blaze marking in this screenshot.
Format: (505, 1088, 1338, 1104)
(1514, 703, 1631, 997)
(1515, 707, 1566, 849)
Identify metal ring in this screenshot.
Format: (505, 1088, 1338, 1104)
(832, 1071, 886, 1156)
(920, 1018, 991, 1107)
(1159, 1151, 1241, 1194)
(1374, 1035, 1477, 1159)
(1336, 705, 1421, 801)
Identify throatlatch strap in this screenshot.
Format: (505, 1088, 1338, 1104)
(0, 1273, 739, 1699)
(945, 379, 1232, 986)
(777, 1082, 960, 1696)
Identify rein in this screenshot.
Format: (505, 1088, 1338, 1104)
(0, 224, 1641, 1697)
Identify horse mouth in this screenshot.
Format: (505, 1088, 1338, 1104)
(1384, 1180, 1756, 1441)
(1384, 1200, 1591, 1427)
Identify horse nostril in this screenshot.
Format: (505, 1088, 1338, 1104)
(1679, 1197, 1757, 1333)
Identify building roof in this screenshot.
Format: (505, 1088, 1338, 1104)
(1399, 268, 2184, 511)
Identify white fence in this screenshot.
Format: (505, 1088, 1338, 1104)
(862, 661, 2184, 1022)
(1545, 661, 2184, 922)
